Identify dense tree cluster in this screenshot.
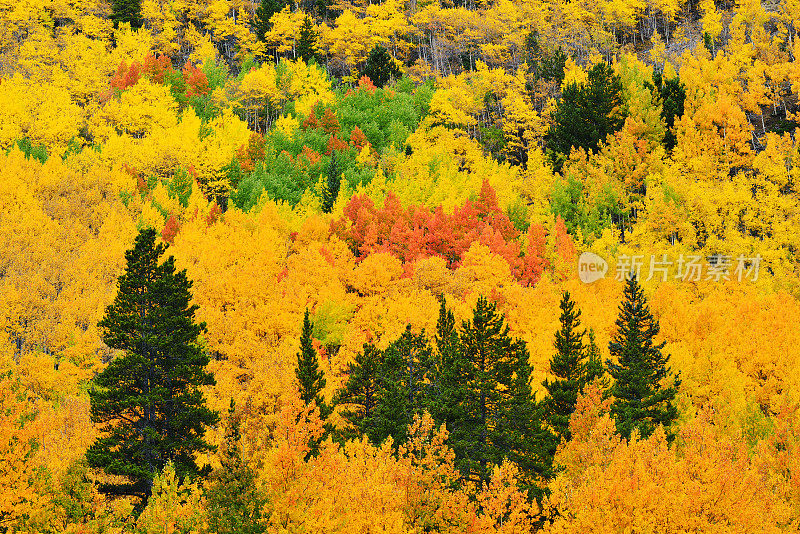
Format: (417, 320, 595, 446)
(2, 0, 800, 531)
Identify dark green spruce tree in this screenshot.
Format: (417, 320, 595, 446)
(607, 275, 680, 441)
(361, 45, 401, 88)
(451, 296, 546, 487)
(296, 16, 319, 63)
(296, 308, 328, 412)
(541, 291, 605, 445)
(205, 401, 266, 534)
(427, 298, 469, 453)
(652, 70, 686, 151)
(321, 151, 340, 214)
(371, 326, 434, 445)
(110, 0, 143, 28)
(585, 328, 606, 386)
(295, 309, 331, 455)
(334, 343, 382, 441)
(545, 62, 626, 170)
(334, 328, 434, 446)
(87, 228, 218, 500)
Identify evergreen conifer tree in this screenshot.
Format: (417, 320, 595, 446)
(361, 45, 400, 88)
(205, 401, 266, 534)
(585, 328, 606, 386)
(454, 296, 544, 485)
(296, 308, 328, 413)
(296, 16, 319, 63)
(334, 329, 433, 446)
(607, 275, 680, 441)
(545, 62, 626, 170)
(427, 298, 469, 456)
(371, 326, 434, 445)
(334, 343, 382, 441)
(253, 0, 285, 43)
(321, 151, 340, 214)
(87, 228, 218, 500)
(541, 291, 594, 444)
(295, 309, 331, 455)
(652, 71, 686, 151)
(110, 0, 143, 28)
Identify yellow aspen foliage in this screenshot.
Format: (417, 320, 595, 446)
(141, 0, 181, 56)
(323, 0, 408, 77)
(93, 78, 179, 141)
(55, 33, 118, 106)
(398, 413, 474, 533)
(347, 252, 404, 296)
(0, 151, 135, 374)
(263, 7, 307, 55)
(475, 462, 539, 533)
(234, 58, 333, 129)
(0, 74, 83, 156)
(136, 463, 206, 534)
(614, 54, 666, 149)
(0, 75, 30, 149)
(545, 383, 794, 533)
(109, 23, 157, 66)
(196, 108, 252, 197)
(389, 126, 524, 211)
(0, 372, 46, 531)
(699, 0, 723, 43)
(453, 243, 516, 299)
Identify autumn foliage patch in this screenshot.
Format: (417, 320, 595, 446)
(332, 181, 570, 286)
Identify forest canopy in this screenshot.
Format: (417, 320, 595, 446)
(1, 0, 800, 531)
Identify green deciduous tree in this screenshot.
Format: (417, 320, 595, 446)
(87, 228, 218, 500)
(607, 276, 680, 441)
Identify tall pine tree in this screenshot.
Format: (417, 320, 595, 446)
(335, 329, 433, 446)
(541, 291, 604, 444)
(205, 401, 266, 534)
(545, 62, 626, 170)
(427, 298, 469, 453)
(334, 343, 382, 441)
(295, 309, 331, 455)
(296, 16, 319, 64)
(321, 151, 340, 214)
(361, 45, 400, 88)
(371, 326, 434, 445)
(296, 308, 328, 414)
(87, 228, 218, 500)
(110, 0, 143, 28)
(607, 276, 680, 441)
(451, 296, 544, 486)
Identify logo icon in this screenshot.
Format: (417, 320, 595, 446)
(578, 252, 608, 283)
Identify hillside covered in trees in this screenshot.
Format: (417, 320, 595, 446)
(1, 0, 800, 531)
